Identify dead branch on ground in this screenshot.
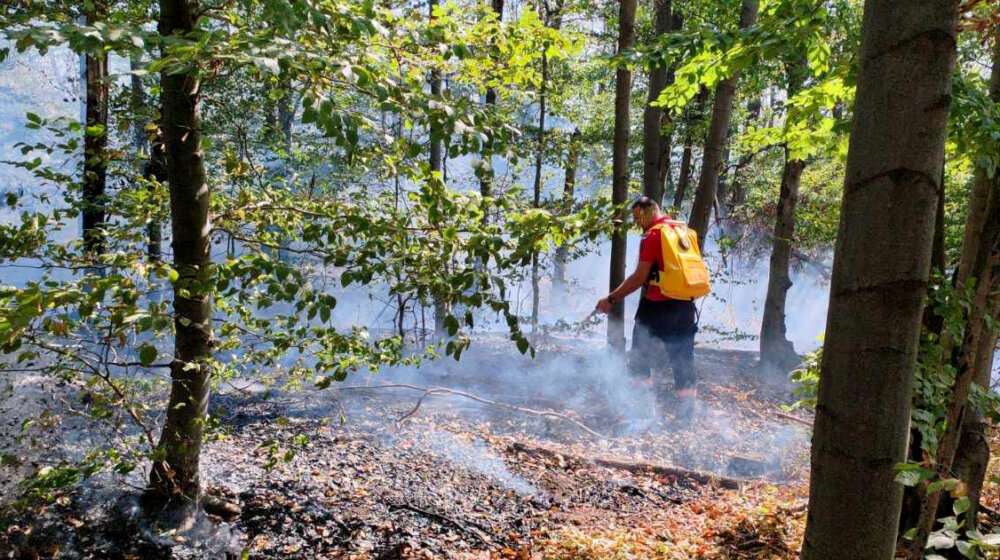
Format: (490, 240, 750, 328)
(330, 383, 611, 440)
(509, 441, 750, 490)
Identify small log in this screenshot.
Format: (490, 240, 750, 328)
(508, 441, 748, 490)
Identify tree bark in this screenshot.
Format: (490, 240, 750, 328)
(928, 35, 1000, 536)
(759, 59, 806, 370)
(530, 21, 550, 330)
(82, 3, 108, 256)
(800, 2, 959, 559)
(608, 0, 637, 351)
(147, 0, 214, 522)
(479, 0, 504, 222)
(672, 87, 707, 211)
(687, 0, 758, 250)
(554, 128, 580, 288)
(759, 153, 804, 369)
(130, 54, 163, 261)
(429, 0, 448, 337)
(642, 0, 672, 205)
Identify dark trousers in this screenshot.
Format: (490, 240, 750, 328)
(628, 297, 697, 391)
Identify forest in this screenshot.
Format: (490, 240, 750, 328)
(0, 0, 998, 558)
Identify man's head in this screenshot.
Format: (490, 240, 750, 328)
(630, 196, 662, 231)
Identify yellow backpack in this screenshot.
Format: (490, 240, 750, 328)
(647, 220, 711, 300)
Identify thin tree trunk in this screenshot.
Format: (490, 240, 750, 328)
(914, 35, 1000, 542)
(608, 0, 637, 351)
(278, 78, 294, 154)
(759, 153, 804, 369)
(130, 54, 163, 261)
(554, 128, 580, 288)
(83, 3, 108, 256)
(800, 2, 959, 559)
(429, 0, 448, 337)
(687, 0, 758, 250)
(642, 0, 672, 205)
(479, 0, 504, 222)
(672, 86, 707, 211)
(147, 0, 214, 523)
(759, 59, 806, 370)
(530, 46, 548, 329)
(729, 97, 761, 208)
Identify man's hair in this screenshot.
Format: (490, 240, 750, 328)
(630, 196, 659, 211)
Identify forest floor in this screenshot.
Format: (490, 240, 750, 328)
(4, 335, 988, 559)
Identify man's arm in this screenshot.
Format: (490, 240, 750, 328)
(596, 260, 653, 312)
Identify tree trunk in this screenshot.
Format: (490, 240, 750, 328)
(130, 54, 163, 261)
(759, 59, 806, 370)
(926, 35, 1000, 537)
(759, 153, 804, 369)
(479, 0, 504, 222)
(608, 0, 637, 351)
(530, 43, 548, 330)
(554, 128, 581, 288)
(729, 97, 761, 209)
(642, 0, 672, 205)
(672, 86, 707, 211)
(687, 0, 758, 250)
(278, 78, 294, 154)
(800, 2, 958, 559)
(147, 0, 214, 523)
(429, 0, 448, 338)
(82, 3, 108, 256)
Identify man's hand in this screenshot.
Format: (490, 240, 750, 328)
(596, 298, 614, 313)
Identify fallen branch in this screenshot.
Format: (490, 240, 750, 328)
(509, 441, 749, 490)
(772, 408, 813, 428)
(387, 501, 492, 545)
(330, 383, 611, 440)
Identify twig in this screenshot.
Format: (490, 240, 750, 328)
(772, 407, 813, 428)
(509, 441, 752, 490)
(387, 501, 491, 544)
(330, 383, 610, 440)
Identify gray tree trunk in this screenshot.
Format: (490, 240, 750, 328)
(672, 87, 707, 211)
(130, 54, 163, 261)
(687, 0, 758, 250)
(800, 2, 959, 559)
(83, 3, 108, 256)
(930, 35, 1000, 536)
(554, 129, 581, 288)
(147, 0, 214, 523)
(759, 60, 807, 370)
(479, 0, 504, 222)
(608, 0, 637, 351)
(641, 0, 672, 204)
(429, 0, 448, 337)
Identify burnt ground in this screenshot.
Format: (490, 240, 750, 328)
(1, 338, 818, 559)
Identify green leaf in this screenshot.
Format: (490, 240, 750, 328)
(26, 112, 41, 124)
(138, 344, 157, 367)
(516, 337, 529, 355)
(444, 314, 459, 336)
(954, 496, 971, 515)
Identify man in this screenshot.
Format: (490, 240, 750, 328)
(596, 197, 699, 423)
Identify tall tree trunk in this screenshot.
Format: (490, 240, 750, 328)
(672, 87, 707, 211)
(278, 78, 294, 155)
(554, 128, 580, 288)
(642, 0, 672, 204)
(147, 0, 214, 522)
(82, 3, 108, 256)
(759, 59, 806, 370)
(479, 0, 504, 222)
(687, 0, 758, 250)
(729, 97, 761, 209)
(800, 2, 959, 559)
(429, 0, 448, 337)
(130, 54, 163, 261)
(759, 152, 804, 369)
(923, 35, 1000, 538)
(530, 42, 548, 330)
(608, 0, 637, 351)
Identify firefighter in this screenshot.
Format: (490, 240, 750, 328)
(596, 196, 700, 424)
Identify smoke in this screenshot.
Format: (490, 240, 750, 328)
(396, 430, 538, 496)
